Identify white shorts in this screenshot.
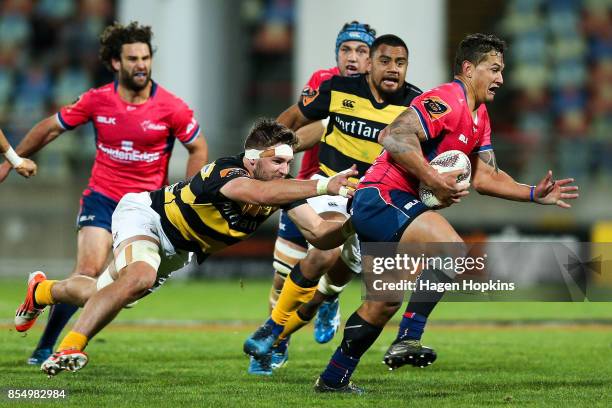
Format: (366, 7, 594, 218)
(306, 174, 361, 274)
(306, 174, 350, 217)
(108, 192, 190, 287)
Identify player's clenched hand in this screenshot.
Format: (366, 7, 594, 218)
(327, 164, 359, 197)
(534, 170, 579, 208)
(14, 158, 37, 178)
(430, 169, 470, 208)
(0, 161, 11, 183)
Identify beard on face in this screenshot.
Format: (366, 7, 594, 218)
(374, 79, 402, 101)
(119, 65, 151, 91)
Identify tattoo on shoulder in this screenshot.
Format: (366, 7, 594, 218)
(478, 149, 499, 172)
(383, 109, 423, 154)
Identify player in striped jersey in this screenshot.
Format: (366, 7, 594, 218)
(244, 35, 422, 375)
(14, 119, 358, 376)
(265, 21, 375, 372)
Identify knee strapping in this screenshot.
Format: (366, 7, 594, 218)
(273, 240, 307, 277)
(114, 240, 161, 273)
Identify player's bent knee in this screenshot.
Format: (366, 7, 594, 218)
(98, 240, 161, 292)
(123, 262, 158, 295)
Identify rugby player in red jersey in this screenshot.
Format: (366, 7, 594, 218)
(264, 21, 375, 371)
(0, 22, 208, 365)
(314, 33, 579, 394)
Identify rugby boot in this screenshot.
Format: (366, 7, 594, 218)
(314, 377, 364, 395)
(314, 297, 340, 344)
(15, 271, 47, 332)
(383, 339, 437, 370)
(41, 349, 88, 377)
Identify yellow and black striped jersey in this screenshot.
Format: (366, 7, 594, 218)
(298, 74, 421, 181)
(150, 154, 305, 262)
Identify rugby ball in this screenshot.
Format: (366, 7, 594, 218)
(418, 150, 471, 208)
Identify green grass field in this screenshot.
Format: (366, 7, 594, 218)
(1, 279, 611, 407)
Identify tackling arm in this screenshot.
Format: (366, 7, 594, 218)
(219, 166, 358, 206)
(286, 204, 353, 250)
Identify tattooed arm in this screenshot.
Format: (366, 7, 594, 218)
(470, 150, 579, 207)
(381, 108, 468, 207)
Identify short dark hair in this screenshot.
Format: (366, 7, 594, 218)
(370, 34, 409, 57)
(453, 33, 507, 75)
(244, 119, 298, 150)
(99, 21, 154, 72)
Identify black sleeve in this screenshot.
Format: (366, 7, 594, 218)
(202, 160, 251, 197)
(297, 77, 333, 120)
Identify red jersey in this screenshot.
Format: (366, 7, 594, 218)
(57, 81, 200, 202)
(296, 66, 341, 180)
(360, 80, 492, 201)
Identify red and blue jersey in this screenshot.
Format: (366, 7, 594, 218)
(296, 66, 341, 180)
(360, 79, 493, 200)
(57, 81, 200, 202)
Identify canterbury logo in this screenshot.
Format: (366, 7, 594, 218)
(342, 99, 355, 109)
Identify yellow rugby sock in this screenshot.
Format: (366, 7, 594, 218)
(57, 331, 88, 352)
(279, 311, 310, 340)
(34, 280, 57, 306)
(271, 271, 317, 326)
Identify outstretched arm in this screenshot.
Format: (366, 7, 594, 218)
(471, 150, 579, 208)
(287, 204, 354, 249)
(219, 165, 358, 206)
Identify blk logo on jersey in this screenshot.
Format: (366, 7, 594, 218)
(301, 87, 319, 106)
(96, 115, 116, 125)
(404, 199, 419, 211)
(422, 96, 451, 120)
(459, 134, 468, 144)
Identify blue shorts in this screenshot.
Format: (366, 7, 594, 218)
(277, 210, 307, 248)
(350, 187, 429, 242)
(76, 188, 119, 232)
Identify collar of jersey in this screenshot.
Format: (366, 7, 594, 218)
(453, 79, 467, 99)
